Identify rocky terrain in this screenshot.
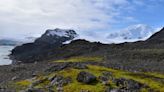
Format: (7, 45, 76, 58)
(0, 28, 164, 92)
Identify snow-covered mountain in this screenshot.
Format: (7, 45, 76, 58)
(35, 28, 78, 45)
(45, 28, 78, 38)
(107, 24, 156, 43)
(0, 25, 159, 45)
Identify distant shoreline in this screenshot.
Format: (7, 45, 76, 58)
(0, 46, 14, 66)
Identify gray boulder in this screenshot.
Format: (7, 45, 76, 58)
(77, 71, 97, 84)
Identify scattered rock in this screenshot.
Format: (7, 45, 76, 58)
(105, 87, 112, 92)
(56, 86, 63, 92)
(102, 71, 113, 78)
(50, 75, 72, 87)
(0, 87, 5, 92)
(45, 63, 68, 72)
(108, 89, 120, 92)
(73, 63, 88, 69)
(47, 88, 55, 92)
(99, 76, 109, 82)
(31, 72, 37, 77)
(99, 71, 113, 85)
(11, 66, 27, 72)
(114, 78, 144, 91)
(24, 88, 45, 92)
(11, 76, 18, 81)
(77, 71, 97, 84)
(30, 77, 48, 87)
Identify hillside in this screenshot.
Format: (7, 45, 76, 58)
(10, 28, 164, 73)
(0, 27, 163, 92)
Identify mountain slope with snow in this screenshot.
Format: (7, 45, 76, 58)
(35, 28, 78, 45)
(107, 24, 157, 43)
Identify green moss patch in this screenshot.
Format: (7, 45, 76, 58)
(16, 80, 31, 87)
(12, 65, 164, 92)
(54, 56, 103, 63)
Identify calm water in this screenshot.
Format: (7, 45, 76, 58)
(0, 46, 14, 65)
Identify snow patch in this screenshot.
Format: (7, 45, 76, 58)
(46, 28, 78, 38)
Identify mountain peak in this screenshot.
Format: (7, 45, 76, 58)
(45, 28, 78, 38)
(35, 28, 78, 45)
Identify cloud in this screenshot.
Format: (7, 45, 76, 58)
(0, 0, 135, 39)
(0, 0, 163, 42)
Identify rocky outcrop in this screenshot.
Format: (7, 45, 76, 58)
(77, 71, 97, 84)
(10, 28, 78, 63)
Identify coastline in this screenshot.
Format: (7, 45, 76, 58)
(0, 46, 15, 66)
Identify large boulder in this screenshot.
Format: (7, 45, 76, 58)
(77, 71, 97, 84)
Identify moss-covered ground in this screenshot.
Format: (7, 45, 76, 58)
(54, 56, 103, 63)
(11, 64, 164, 92)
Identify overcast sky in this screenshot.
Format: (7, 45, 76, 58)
(0, 0, 164, 40)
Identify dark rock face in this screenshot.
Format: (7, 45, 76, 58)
(77, 71, 97, 84)
(10, 28, 78, 63)
(147, 27, 164, 43)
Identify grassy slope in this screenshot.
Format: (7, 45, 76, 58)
(6, 56, 164, 92)
(12, 65, 164, 92)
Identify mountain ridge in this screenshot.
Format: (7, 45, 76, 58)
(0, 27, 163, 92)
(10, 27, 164, 64)
(107, 24, 155, 42)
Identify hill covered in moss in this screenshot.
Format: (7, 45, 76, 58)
(0, 27, 164, 92)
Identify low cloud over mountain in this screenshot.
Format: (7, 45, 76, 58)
(106, 24, 158, 43)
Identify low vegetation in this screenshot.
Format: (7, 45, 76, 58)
(10, 65, 164, 92)
(55, 56, 103, 63)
